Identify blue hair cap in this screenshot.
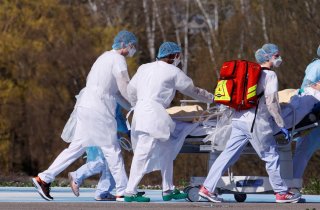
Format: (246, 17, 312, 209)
(157, 42, 181, 59)
(112, 30, 137, 50)
(255, 43, 279, 64)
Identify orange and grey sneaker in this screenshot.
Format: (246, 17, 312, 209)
(275, 192, 301, 203)
(198, 185, 223, 203)
(32, 176, 53, 201)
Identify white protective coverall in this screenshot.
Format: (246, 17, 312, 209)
(38, 50, 129, 195)
(125, 61, 212, 194)
(203, 68, 289, 194)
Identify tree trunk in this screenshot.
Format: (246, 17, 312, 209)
(143, 0, 156, 60)
(152, 0, 166, 41)
(260, 0, 269, 43)
(196, 0, 219, 49)
(182, 0, 189, 75)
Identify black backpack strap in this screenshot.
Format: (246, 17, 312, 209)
(250, 92, 264, 133)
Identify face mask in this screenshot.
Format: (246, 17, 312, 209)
(127, 47, 136, 57)
(272, 56, 282, 68)
(172, 57, 181, 67)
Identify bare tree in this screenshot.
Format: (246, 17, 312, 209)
(170, 3, 182, 47)
(143, 0, 156, 60)
(200, 29, 219, 77)
(153, 0, 166, 41)
(182, 0, 189, 75)
(260, 0, 269, 43)
(196, 0, 219, 49)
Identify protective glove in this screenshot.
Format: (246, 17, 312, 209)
(196, 88, 214, 102)
(280, 127, 291, 143)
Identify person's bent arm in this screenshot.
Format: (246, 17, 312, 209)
(265, 92, 285, 128)
(180, 85, 213, 103)
(115, 92, 131, 111)
(264, 72, 285, 128)
(115, 71, 130, 102)
(175, 70, 213, 103)
(127, 81, 138, 107)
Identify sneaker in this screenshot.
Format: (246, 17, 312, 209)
(198, 185, 223, 203)
(275, 192, 301, 203)
(95, 193, 116, 201)
(116, 195, 125, 202)
(32, 176, 53, 201)
(162, 189, 187, 201)
(124, 193, 150, 202)
(68, 172, 79, 197)
(289, 187, 305, 203)
(288, 188, 302, 197)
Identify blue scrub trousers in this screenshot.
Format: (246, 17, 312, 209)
(203, 120, 288, 193)
(70, 157, 116, 198)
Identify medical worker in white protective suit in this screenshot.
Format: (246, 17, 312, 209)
(32, 30, 137, 201)
(67, 104, 130, 201)
(123, 42, 213, 202)
(291, 45, 320, 195)
(199, 44, 301, 203)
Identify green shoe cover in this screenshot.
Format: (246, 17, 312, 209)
(162, 189, 187, 201)
(162, 193, 173, 201)
(172, 189, 187, 200)
(124, 194, 150, 202)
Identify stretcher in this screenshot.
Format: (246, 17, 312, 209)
(173, 100, 320, 202)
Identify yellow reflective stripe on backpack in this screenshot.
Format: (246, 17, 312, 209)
(247, 84, 257, 99)
(214, 80, 231, 101)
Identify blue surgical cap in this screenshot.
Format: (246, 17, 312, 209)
(317, 45, 320, 57)
(255, 43, 279, 64)
(157, 42, 181, 59)
(112, 30, 137, 50)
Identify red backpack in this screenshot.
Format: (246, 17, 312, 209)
(214, 60, 262, 111)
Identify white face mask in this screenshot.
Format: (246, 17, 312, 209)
(172, 57, 181, 67)
(127, 47, 136, 57)
(272, 56, 282, 68)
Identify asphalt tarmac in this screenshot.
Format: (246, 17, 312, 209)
(0, 187, 319, 210)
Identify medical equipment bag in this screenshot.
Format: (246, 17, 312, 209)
(214, 60, 262, 110)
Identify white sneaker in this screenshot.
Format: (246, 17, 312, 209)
(198, 185, 223, 203)
(68, 172, 79, 197)
(116, 196, 124, 202)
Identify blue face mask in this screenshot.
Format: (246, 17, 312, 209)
(317, 45, 320, 57)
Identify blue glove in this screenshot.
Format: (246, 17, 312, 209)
(280, 128, 291, 142)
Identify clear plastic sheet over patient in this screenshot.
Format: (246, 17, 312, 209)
(203, 106, 233, 149)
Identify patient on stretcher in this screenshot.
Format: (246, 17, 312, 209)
(164, 84, 320, 151)
(273, 86, 320, 134)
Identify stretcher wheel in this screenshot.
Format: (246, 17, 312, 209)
(186, 186, 201, 202)
(234, 193, 247, 202)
